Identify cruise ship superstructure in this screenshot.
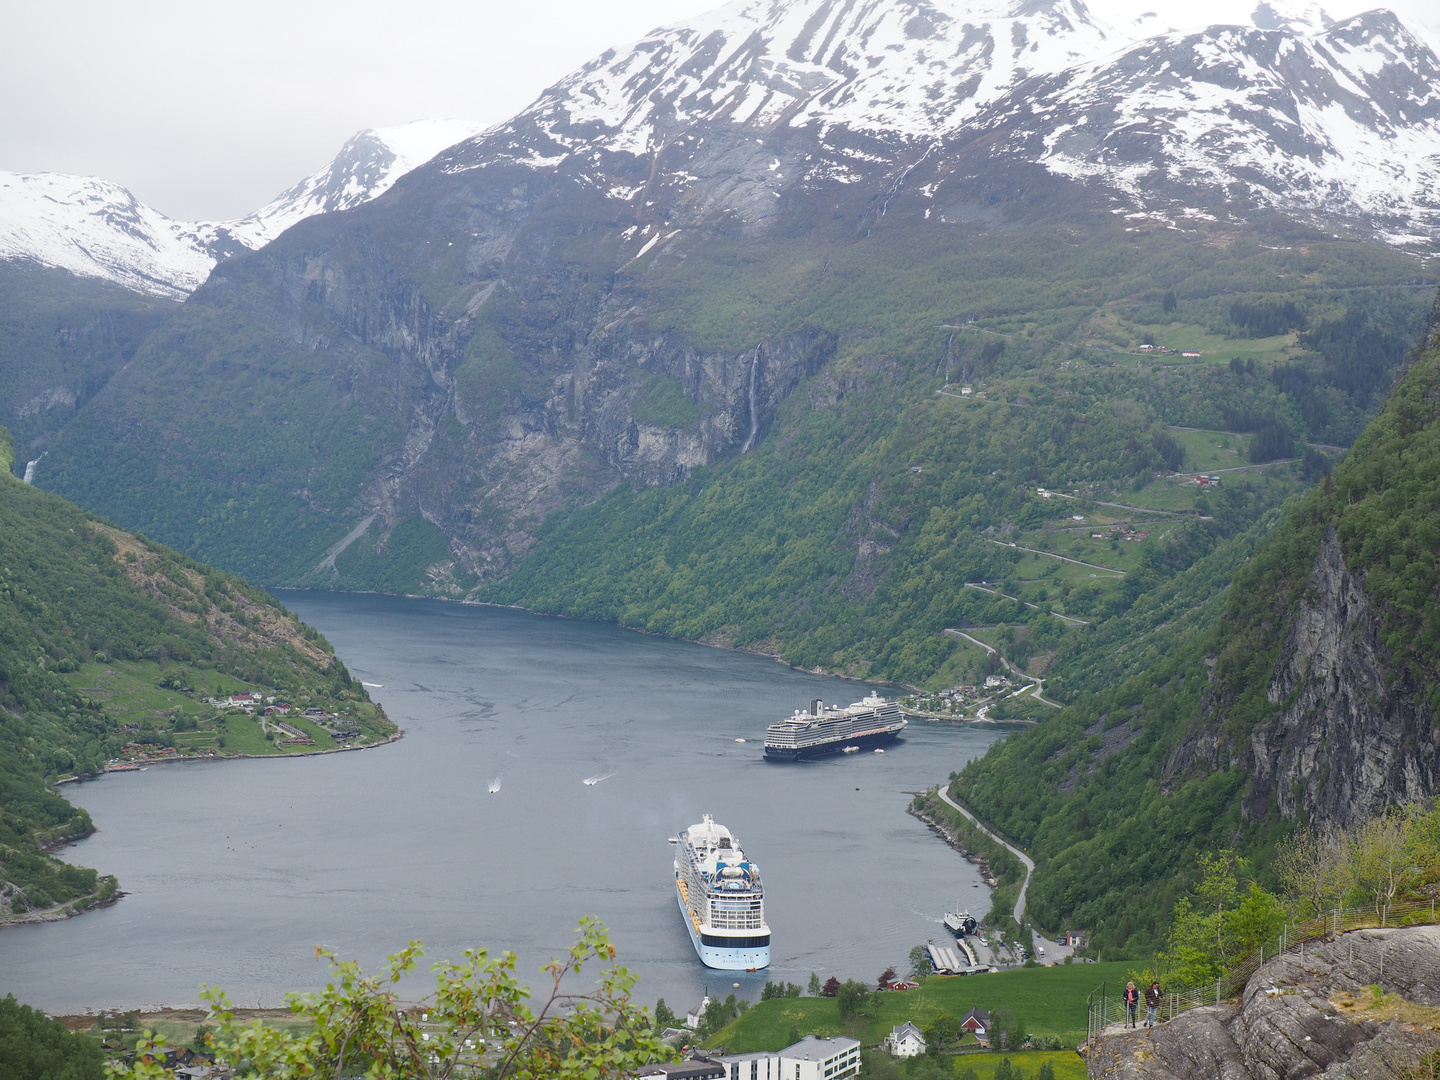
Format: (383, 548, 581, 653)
(674, 814, 770, 970)
(763, 694, 907, 761)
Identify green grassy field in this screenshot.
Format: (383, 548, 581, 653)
(62, 659, 361, 763)
(1136, 324, 1304, 365)
(709, 962, 1132, 1052)
(1168, 428, 1250, 471)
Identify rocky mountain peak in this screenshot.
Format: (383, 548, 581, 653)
(226, 118, 486, 249)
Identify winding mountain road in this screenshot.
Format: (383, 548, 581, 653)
(936, 785, 1035, 926)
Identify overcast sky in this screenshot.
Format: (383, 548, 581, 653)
(3, 0, 1437, 222)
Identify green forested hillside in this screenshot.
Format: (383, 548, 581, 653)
(0, 432, 392, 919)
(0, 263, 173, 476)
(949, 290, 1440, 956)
(476, 225, 1428, 685)
(35, 190, 1432, 690)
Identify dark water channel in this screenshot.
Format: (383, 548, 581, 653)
(0, 593, 1007, 1013)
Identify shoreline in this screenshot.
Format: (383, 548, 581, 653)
(0, 888, 125, 928)
(56, 728, 405, 786)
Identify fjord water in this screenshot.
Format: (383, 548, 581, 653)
(0, 593, 1005, 1012)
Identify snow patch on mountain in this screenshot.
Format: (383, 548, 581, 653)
(0, 118, 484, 299)
(0, 172, 218, 299)
(458, 0, 1129, 168)
(1007, 11, 1440, 243)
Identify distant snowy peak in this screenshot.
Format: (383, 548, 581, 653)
(0, 171, 217, 299)
(456, 0, 1126, 165)
(0, 118, 484, 298)
(989, 9, 1440, 242)
(228, 118, 487, 249)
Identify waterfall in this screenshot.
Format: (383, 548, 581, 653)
(22, 453, 45, 484)
(741, 345, 762, 453)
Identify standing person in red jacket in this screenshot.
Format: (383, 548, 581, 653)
(1123, 981, 1140, 1028)
(1145, 979, 1164, 1027)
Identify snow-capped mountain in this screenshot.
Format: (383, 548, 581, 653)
(972, 9, 1440, 243)
(425, 0, 1440, 250)
(498, 0, 1125, 153)
(6, 0, 1439, 303)
(0, 172, 224, 298)
(0, 119, 485, 300)
(226, 118, 487, 249)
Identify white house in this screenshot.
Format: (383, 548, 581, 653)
(884, 1022, 926, 1057)
(716, 1035, 861, 1080)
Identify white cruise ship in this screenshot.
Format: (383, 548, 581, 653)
(763, 694, 907, 761)
(674, 815, 770, 970)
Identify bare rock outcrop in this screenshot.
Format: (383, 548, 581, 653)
(1086, 926, 1440, 1079)
(1247, 530, 1440, 828)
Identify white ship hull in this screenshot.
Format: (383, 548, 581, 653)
(676, 883, 771, 970)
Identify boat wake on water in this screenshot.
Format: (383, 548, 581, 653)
(487, 777, 502, 794)
(582, 772, 614, 786)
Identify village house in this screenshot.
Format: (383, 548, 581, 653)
(960, 1007, 992, 1044)
(884, 1022, 926, 1057)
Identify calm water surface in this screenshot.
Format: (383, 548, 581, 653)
(0, 593, 1008, 1012)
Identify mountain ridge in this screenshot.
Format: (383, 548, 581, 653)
(0, 119, 485, 300)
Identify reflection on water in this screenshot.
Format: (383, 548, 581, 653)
(0, 592, 1007, 1012)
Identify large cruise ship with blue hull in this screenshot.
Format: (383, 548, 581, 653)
(674, 815, 770, 970)
(763, 694, 907, 761)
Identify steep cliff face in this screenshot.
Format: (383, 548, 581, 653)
(1086, 926, 1440, 1079)
(1199, 287, 1440, 830)
(35, 153, 849, 589)
(1248, 529, 1440, 829)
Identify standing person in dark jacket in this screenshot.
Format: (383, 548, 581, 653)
(1124, 981, 1139, 1028)
(1145, 979, 1163, 1027)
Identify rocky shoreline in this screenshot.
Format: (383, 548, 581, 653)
(908, 801, 1001, 888)
(0, 887, 125, 928)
